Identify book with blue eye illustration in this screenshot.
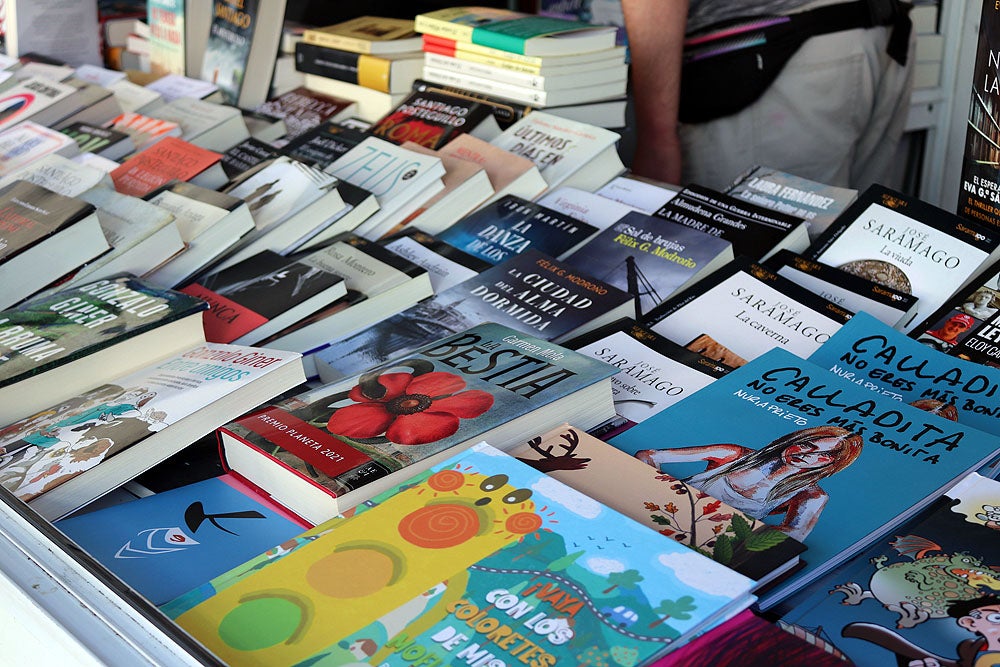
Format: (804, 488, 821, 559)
(608, 347, 1000, 610)
(171, 441, 756, 667)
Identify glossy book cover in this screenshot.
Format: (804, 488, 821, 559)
(174, 441, 755, 666)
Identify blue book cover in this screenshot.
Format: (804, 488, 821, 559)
(56, 475, 307, 605)
(436, 195, 597, 265)
(609, 347, 999, 609)
(172, 442, 755, 666)
(778, 472, 1000, 666)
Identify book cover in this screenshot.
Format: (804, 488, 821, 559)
(200, 0, 264, 106)
(181, 249, 347, 345)
(412, 77, 532, 129)
(0, 342, 303, 519)
(256, 87, 356, 141)
(643, 259, 853, 368)
(439, 132, 546, 204)
(764, 249, 919, 329)
(381, 228, 491, 293)
(220, 136, 278, 179)
(219, 321, 618, 522)
(147, 0, 186, 76)
(563, 319, 729, 438)
(0, 154, 109, 199)
(535, 185, 637, 229)
(110, 136, 221, 197)
(807, 184, 1000, 334)
(778, 473, 1000, 666)
(107, 111, 183, 152)
(908, 256, 1000, 364)
(654, 183, 808, 262)
(956, 1, 1000, 230)
(149, 96, 248, 152)
(60, 122, 134, 161)
(293, 42, 423, 94)
(0, 121, 79, 177)
(0, 76, 77, 133)
(725, 165, 859, 241)
(609, 347, 1000, 609)
(278, 119, 368, 169)
(0, 181, 99, 266)
(313, 248, 634, 382)
(437, 194, 598, 264)
(809, 311, 1000, 439)
(174, 441, 755, 666)
(55, 474, 307, 604)
(510, 423, 805, 583)
(144, 73, 219, 104)
(564, 210, 734, 319)
(489, 111, 621, 191)
(369, 89, 497, 150)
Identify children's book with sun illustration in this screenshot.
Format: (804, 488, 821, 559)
(217, 322, 618, 525)
(172, 441, 756, 666)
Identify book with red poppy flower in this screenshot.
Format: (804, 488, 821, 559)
(508, 423, 806, 587)
(217, 321, 618, 525)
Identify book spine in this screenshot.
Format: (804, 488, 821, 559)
(413, 15, 476, 43)
(422, 34, 545, 66)
(301, 30, 374, 55)
(422, 66, 548, 105)
(424, 52, 544, 88)
(423, 41, 543, 74)
(295, 43, 392, 93)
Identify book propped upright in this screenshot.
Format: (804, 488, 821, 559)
(643, 258, 853, 368)
(217, 322, 618, 523)
(509, 423, 805, 586)
(175, 440, 754, 667)
(806, 184, 1000, 333)
(608, 347, 1000, 610)
(654, 183, 810, 262)
(312, 248, 635, 382)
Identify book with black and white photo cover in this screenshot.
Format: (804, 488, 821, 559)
(764, 249, 919, 329)
(562, 318, 730, 438)
(725, 165, 858, 241)
(0, 342, 304, 521)
(489, 110, 623, 192)
(180, 249, 347, 346)
(436, 194, 598, 264)
(643, 258, 853, 368)
(0, 275, 208, 426)
(565, 210, 734, 319)
(324, 136, 446, 241)
(608, 346, 1000, 609)
(654, 183, 810, 262)
(312, 248, 635, 382)
(806, 184, 1000, 333)
(0, 181, 109, 310)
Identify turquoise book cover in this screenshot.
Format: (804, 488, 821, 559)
(609, 347, 1000, 609)
(173, 442, 755, 666)
(56, 475, 307, 605)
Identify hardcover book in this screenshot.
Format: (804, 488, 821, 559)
(110, 136, 222, 197)
(312, 248, 635, 382)
(174, 441, 755, 666)
(725, 164, 859, 241)
(562, 319, 730, 438)
(806, 184, 1000, 333)
(509, 423, 805, 584)
(609, 347, 1000, 609)
(564, 210, 735, 319)
(0, 342, 304, 520)
(643, 259, 852, 368)
(0, 275, 207, 426)
(489, 110, 623, 192)
(255, 86, 357, 140)
(437, 194, 598, 264)
(55, 474, 307, 604)
(0, 180, 109, 311)
(199, 0, 287, 109)
(778, 472, 1000, 667)
(180, 249, 347, 346)
(218, 322, 617, 523)
(764, 249, 919, 329)
(654, 184, 810, 262)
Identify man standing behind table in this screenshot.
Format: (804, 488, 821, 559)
(621, 0, 914, 192)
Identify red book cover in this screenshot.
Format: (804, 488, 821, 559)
(110, 136, 221, 197)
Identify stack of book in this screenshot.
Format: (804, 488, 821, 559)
(415, 6, 628, 128)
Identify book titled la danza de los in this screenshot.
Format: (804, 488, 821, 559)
(174, 441, 755, 667)
(609, 347, 1000, 610)
(957, 0, 1000, 229)
(436, 194, 597, 265)
(218, 322, 617, 522)
(313, 248, 634, 382)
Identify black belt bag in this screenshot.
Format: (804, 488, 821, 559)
(679, 0, 912, 124)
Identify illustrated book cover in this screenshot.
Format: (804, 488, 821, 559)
(312, 248, 634, 382)
(218, 322, 618, 523)
(609, 347, 1000, 609)
(174, 440, 755, 666)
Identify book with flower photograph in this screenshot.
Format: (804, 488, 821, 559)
(217, 322, 618, 524)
